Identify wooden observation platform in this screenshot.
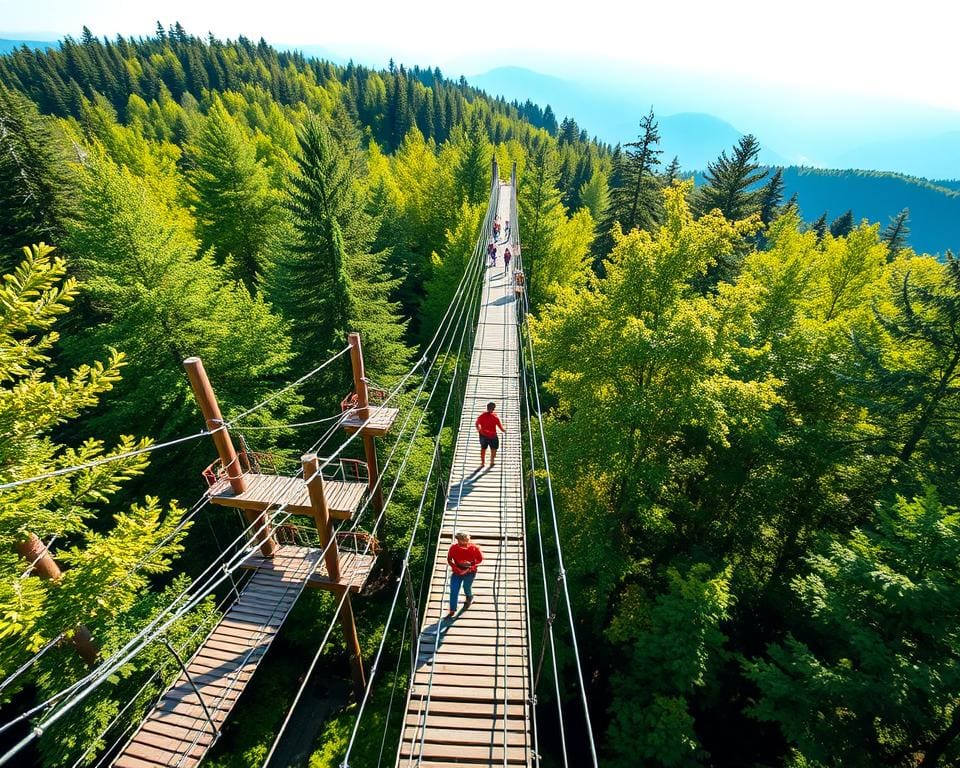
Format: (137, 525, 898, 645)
(396, 178, 533, 767)
(111, 333, 391, 766)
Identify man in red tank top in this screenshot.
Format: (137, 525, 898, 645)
(475, 401, 506, 468)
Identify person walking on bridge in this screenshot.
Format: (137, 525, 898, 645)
(476, 401, 505, 468)
(447, 531, 483, 617)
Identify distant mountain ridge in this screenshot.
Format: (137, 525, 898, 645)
(707, 167, 959, 256)
(0, 38, 55, 55)
(468, 65, 960, 180)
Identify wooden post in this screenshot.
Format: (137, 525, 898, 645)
(183, 357, 277, 558)
(301, 454, 340, 582)
(347, 334, 384, 521)
(303, 455, 365, 697)
(17, 534, 99, 666)
(511, 161, 517, 188)
(339, 590, 366, 698)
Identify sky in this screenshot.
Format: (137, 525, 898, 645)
(3, 0, 960, 112)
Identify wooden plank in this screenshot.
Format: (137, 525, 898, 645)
(401, 725, 528, 746)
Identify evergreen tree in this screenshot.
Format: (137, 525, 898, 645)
(663, 155, 681, 185)
(0, 86, 76, 271)
(451, 114, 492, 207)
(882, 207, 910, 258)
(696, 134, 766, 221)
(63, 149, 297, 440)
(271, 115, 409, 398)
(185, 100, 279, 288)
(830, 209, 854, 237)
(811, 211, 828, 240)
(758, 167, 785, 225)
(519, 139, 563, 300)
(610, 108, 663, 234)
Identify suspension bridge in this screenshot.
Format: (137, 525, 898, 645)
(0, 162, 596, 768)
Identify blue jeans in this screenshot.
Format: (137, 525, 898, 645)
(449, 572, 476, 611)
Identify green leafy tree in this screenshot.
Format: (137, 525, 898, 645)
(746, 489, 960, 767)
(608, 565, 734, 768)
(0, 245, 191, 702)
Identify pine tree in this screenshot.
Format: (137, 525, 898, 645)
(0, 86, 76, 271)
(63, 149, 297, 441)
(185, 100, 279, 288)
(882, 208, 910, 258)
(451, 114, 492, 207)
(271, 115, 409, 398)
(663, 155, 681, 185)
(696, 134, 767, 221)
(758, 167, 785, 226)
(811, 211, 828, 240)
(614, 108, 663, 233)
(829, 209, 854, 238)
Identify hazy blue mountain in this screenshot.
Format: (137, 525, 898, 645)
(699, 167, 960, 256)
(468, 66, 785, 168)
(0, 38, 55, 55)
(469, 65, 960, 180)
(837, 132, 960, 180)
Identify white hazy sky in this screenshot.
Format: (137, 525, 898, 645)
(2, 0, 959, 111)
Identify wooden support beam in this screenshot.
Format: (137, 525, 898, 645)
(347, 333, 384, 521)
(301, 454, 340, 582)
(183, 357, 276, 558)
(338, 590, 366, 698)
(17, 533, 99, 666)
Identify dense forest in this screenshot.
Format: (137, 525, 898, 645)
(0, 25, 958, 768)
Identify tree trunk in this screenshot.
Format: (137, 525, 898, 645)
(919, 705, 960, 767)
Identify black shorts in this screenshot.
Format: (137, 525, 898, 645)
(479, 434, 499, 450)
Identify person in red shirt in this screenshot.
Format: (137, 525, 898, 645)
(475, 401, 506, 468)
(447, 531, 483, 617)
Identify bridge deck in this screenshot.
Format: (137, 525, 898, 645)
(112, 546, 323, 768)
(397, 183, 531, 767)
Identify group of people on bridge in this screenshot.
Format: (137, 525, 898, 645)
(487, 215, 513, 270)
(447, 211, 518, 618)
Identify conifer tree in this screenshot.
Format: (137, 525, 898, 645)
(829, 209, 854, 238)
(519, 139, 563, 298)
(811, 211, 828, 240)
(758, 167, 785, 225)
(271, 115, 409, 398)
(882, 208, 910, 258)
(696, 134, 766, 221)
(611, 108, 663, 233)
(185, 100, 279, 288)
(0, 86, 76, 271)
(663, 155, 681, 185)
(63, 149, 296, 441)
(451, 114, 492, 207)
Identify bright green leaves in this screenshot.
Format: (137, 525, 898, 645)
(746, 490, 960, 766)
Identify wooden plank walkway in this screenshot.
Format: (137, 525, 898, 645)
(397, 182, 532, 767)
(112, 546, 322, 768)
(209, 473, 367, 520)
